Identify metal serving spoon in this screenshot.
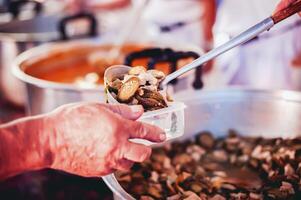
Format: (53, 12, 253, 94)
(158, 0, 301, 89)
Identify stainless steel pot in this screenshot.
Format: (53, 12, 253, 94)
(12, 40, 202, 115)
(0, 8, 98, 106)
(102, 89, 301, 199)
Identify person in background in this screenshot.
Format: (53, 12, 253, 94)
(64, 0, 132, 38)
(209, 0, 301, 89)
(0, 0, 299, 182)
(143, 0, 216, 72)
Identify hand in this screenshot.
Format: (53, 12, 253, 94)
(292, 52, 301, 65)
(86, 0, 131, 11)
(63, 0, 87, 13)
(202, 43, 215, 74)
(274, 0, 301, 16)
(203, 59, 214, 73)
(46, 103, 166, 177)
(63, 0, 130, 13)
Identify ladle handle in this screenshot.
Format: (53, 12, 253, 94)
(160, 2, 301, 88)
(160, 17, 275, 88)
(272, 0, 301, 24)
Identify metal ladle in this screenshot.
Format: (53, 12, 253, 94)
(158, 0, 301, 89)
(104, 1, 301, 90)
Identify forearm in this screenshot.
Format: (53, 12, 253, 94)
(201, 0, 217, 50)
(0, 115, 52, 180)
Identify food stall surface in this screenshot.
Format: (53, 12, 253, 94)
(0, 94, 113, 200)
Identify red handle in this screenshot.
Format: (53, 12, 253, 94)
(272, 0, 301, 24)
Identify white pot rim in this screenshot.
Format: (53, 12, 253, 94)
(12, 39, 203, 92)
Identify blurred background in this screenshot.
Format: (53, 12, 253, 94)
(0, 0, 300, 199)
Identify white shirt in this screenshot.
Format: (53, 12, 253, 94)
(143, 0, 202, 25)
(142, 0, 204, 46)
(213, 0, 301, 90)
(215, 0, 300, 36)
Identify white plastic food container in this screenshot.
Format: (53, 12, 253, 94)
(104, 65, 186, 142)
(107, 95, 186, 142)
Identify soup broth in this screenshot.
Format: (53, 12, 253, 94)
(24, 44, 196, 86)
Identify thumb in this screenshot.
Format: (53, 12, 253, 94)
(105, 104, 144, 120)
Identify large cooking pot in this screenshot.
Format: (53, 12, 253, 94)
(12, 40, 202, 115)
(0, 0, 98, 106)
(101, 89, 301, 199)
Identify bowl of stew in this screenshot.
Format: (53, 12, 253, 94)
(13, 39, 202, 115)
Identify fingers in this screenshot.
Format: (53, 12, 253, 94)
(274, 0, 298, 13)
(123, 143, 152, 163)
(203, 60, 214, 73)
(129, 121, 166, 142)
(274, 1, 286, 13)
(104, 104, 144, 120)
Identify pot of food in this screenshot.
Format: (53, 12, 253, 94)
(13, 40, 202, 115)
(102, 89, 301, 199)
(0, 0, 98, 106)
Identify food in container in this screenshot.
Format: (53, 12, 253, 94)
(23, 44, 151, 88)
(102, 89, 301, 200)
(106, 66, 169, 111)
(105, 65, 185, 141)
(24, 45, 199, 89)
(13, 41, 201, 115)
(116, 130, 301, 199)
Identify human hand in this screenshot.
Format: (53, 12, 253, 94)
(63, 0, 130, 13)
(292, 52, 301, 66)
(203, 59, 214, 73)
(63, 0, 87, 13)
(274, 0, 301, 16)
(46, 103, 166, 177)
(202, 42, 214, 74)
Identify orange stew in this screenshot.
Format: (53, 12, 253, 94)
(24, 45, 195, 86)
